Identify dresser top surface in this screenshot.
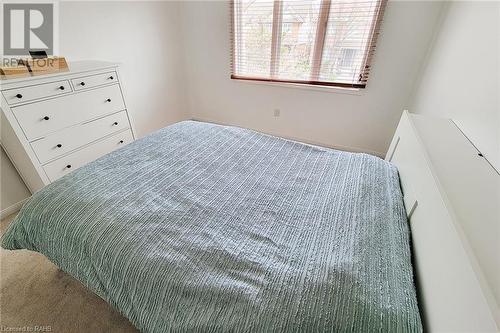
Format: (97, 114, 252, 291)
(0, 60, 119, 84)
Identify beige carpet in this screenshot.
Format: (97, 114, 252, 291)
(0, 213, 138, 332)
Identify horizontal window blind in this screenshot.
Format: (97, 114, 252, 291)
(230, 0, 387, 88)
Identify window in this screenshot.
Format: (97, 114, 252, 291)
(230, 0, 387, 88)
(339, 48, 357, 68)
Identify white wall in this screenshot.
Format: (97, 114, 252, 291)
(179, 0, 444, 156)
(1, 1, 192, 217)
(59, 1, 190, 137)
(411, 1, 500, 171)
(0, 146, 30, 216)
(6, 0, 485, 215)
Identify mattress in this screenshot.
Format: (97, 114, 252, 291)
(2, 121, 422, 332)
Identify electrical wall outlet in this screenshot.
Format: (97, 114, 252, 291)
(274, 109, 280, 117)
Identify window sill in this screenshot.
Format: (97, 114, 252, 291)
(231, 77, 364, 96)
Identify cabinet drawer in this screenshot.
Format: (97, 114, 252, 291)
(13, 84, 125, 140)
(43, 129, 133, 182)
(31, 111, 131, 164)
(2, 80, 71, 105)
(72, 71, 117, 90)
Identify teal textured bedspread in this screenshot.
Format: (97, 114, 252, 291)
(2, 121, 422, 332)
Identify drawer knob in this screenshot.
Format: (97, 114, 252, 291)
(56, 144, 62, 148)
(15, 93, 23, 99)
(106, 98, 112, 102)
(66, 164, 72, 169)
(59, 86, 65, 90)
(119, 140, 124, 144)
(113, 122, 118, 126)
(80, 82, 85, 86)
(43, 116, 50, 120)
(109, 76, 114, 80)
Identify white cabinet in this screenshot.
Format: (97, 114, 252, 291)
(1, 60, 136, 192)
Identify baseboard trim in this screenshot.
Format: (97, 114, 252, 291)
(190, 117, 386, 158)
(1, 198, 27, 220)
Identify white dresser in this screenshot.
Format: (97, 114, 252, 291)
(1, 60, 136, 193)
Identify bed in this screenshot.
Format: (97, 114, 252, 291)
(2, 120, 422, 332)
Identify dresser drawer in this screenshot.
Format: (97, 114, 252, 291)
(43, 129, 133, 182)
(72, 71, 117, 90)
(2, 80, 71, 105)
(13, 84, 125, 140)
(31, 111, 131, 164)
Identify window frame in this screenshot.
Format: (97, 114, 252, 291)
(230, 0, 387, 89)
